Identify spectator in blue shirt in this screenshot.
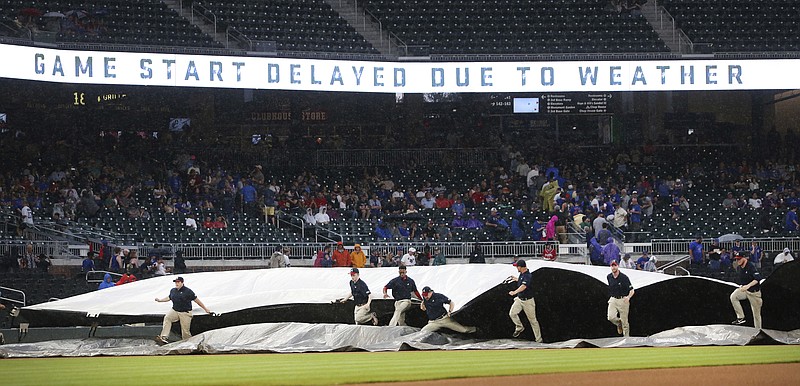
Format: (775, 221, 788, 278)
(749, 241, 762, 268)
(689, 236, 704, 266)
(635, 251, 650, 270)
(375, 221, 393, 240)
(628, 197, 642, 242)
(510, 210, 525, 241)
(602, 238, 620, 266)
(82, 252, 96, 272)
(786, 207, 799, 233)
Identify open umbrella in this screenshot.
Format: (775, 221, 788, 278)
(717, 234, 743, 243)
(43, 11, 66, 18)
(65, 9, 88, 19)
(20, 7, 43, 17)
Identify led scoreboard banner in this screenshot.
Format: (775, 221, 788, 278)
(489, 93, 610, 115)
(541, 93, 611, 114)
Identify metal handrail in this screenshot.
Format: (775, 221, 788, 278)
(277, 211, 309, 239)
(652, 4, 694, 54)
(226, 26, 252, 50)
(658, 254, 691, 272)
(677, 28, 694, 53)
(669, 266, 690, 276)
(191, 2, 217, 36)
(143, 240, 560, 261)
(278, 211, 343, 243)
(364, 8, 382, 46)
(0, 285, 26, 307)
(389, 31, 408, 56)
(85, 270, 123, 284)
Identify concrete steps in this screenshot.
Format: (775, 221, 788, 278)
(641, 1, 688, 53)
(324, 0, 397, 57)
(161, 0, 230, 48)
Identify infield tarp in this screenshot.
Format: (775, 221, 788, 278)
(19, 261, 800, 340)
(1, 323, 799, 358)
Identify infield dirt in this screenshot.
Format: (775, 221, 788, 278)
(356, 363, 800, 386)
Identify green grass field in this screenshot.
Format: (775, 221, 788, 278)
(2, 345, 799, 386)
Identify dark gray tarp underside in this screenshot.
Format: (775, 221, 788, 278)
(2, 322, 798, 358)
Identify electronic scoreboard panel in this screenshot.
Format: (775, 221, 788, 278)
(489, 93, 612, 115)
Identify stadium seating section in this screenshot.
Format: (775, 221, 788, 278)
(363, 0, 669, 55)
(3, 0, 798, 54)
(195, 0, 379, 54)
(660, 0, 800, 51)
(0, 0, 221, 47)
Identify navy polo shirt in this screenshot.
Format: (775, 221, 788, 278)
(385, 276, 418, 300)
(350, 279, 371, 305)
(736, 261, 762, 292)
(516, 270, 535, 300)
(169, 286, 197, 312)
(607, 272, 633, 298)
(422, 292, 451, 320)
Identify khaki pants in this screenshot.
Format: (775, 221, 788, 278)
(160, 309, 193, 340)
(421, 316, 476, 334)
(389, 299, 414, 326)
(607, 297, 631, 336)
(509, 297, 542, 342)
(354, 304, 374, 325)
(556, 225, 567, 243)
(730, 289, 763, 329)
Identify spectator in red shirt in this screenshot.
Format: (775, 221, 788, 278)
(471, 189, 485, 205)
(202, 216, 215, 229)
(542, 243, 557, 261)
(435, 193, 452, 209)
(213, 215, 228, 229)
(117, 269, 138, 285)
(313, 193, 328, 209)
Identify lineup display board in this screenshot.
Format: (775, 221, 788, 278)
(489, 93, 609, 115)
(542, 93, 611, 114)
(1, 43, 798, 93)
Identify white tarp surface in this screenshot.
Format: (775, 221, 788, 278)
(24, 261, 732, 317)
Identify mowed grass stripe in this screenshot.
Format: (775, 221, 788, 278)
(3, 345, 800, 386)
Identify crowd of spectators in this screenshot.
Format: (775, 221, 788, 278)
(0, 126, 798, 250)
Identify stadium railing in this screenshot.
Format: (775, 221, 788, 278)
(0, 285, 26, 307)
(129, 240, 558, 262)
(650, 237, 800, 257)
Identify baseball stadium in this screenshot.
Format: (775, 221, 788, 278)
(0, 0, 799, 385)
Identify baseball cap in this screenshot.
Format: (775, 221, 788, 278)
(784, 248, 791, 253)
(173, 277, 184, 282)
(421, 286, 433, 294)
(349, 268, 359, 275)
(610, 261, 618, 266)
(734, 253, 745, 260)
(513, 260, 526, 267)
(337, 241, 343, 246)
(408, 247, 416, 253)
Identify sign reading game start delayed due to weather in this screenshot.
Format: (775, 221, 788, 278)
(0, 43, 798, 93)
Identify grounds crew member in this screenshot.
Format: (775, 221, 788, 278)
(730, 252, 763, 329)
(607, 260, 634, 336)
(155, 276, 213, 344)
(337, 268, 378, 325)
(420, 286, 476, 334)
(383, 265, 422, 326)
(507, 259, 543, 342)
